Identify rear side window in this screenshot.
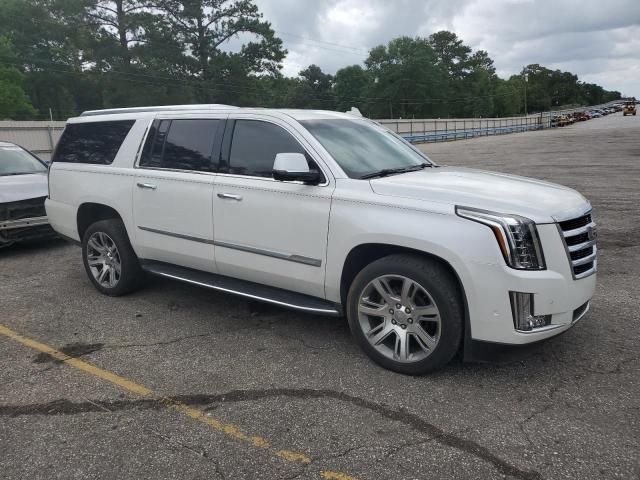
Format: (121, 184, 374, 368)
(53, 120, 134, 165)
(228, 120, 306, 178)
(140, 119, 220, 172)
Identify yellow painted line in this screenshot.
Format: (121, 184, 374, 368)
(0, 324, 357, 479)
(277, 450, 312, 464)
(0, 325, 154, 396)
(320, 472, 359, 480)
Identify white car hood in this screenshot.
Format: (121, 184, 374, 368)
(369, 166, 589, 223)
(0, 173, 49, 204)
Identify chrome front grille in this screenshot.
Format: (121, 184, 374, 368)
(558, 212, 597, 279)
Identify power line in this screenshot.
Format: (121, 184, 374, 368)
(0, 10, 370, 58)
(274, 30, 368, 55)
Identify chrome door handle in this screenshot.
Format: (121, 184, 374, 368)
(137, 182, 157, 190)
(217, 193, 243, 201)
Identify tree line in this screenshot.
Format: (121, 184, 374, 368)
(0, 0, 622, 120)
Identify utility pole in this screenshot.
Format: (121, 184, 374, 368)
(522, 66, 528, 116)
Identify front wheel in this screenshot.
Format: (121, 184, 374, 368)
(82, 219, 144, 296)
(346, 254, 463, 375)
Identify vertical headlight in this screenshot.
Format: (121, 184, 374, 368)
(456, 206, 546, 270)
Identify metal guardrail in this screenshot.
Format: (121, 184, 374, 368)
(379, 100, 621, 143)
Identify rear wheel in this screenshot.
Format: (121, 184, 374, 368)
(346, 254, 463, 375)
(82, 219, 144, 296)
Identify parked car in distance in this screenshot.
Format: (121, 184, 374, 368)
(46, 105, 597, 374)
(623, 101, 637, 116)
(0, 142, 56, 248)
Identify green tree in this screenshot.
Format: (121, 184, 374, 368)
(157, 0, 286, 103)
(365, 37, 449, 118)
(0, 0, 86, 117)
(296, 64, 334, 109)
(493, 78, 521, 116)
(0, 37, 36, 119)
(334, 65, 371, 112)
(428, 31, 472, 79)
(462, 50, 497, 117)
(0, 66, 37, 119)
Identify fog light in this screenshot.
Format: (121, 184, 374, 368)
(509, 292, 552, 331)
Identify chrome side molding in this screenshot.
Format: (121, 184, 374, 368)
(137, 226, 322, 267)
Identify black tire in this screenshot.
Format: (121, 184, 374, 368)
(82, 219, 144, 296)
(346, 254, 463, 375)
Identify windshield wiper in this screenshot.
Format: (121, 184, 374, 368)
(359, 162, 431, 180)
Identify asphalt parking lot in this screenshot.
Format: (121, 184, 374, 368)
(1, 113, 638, 480)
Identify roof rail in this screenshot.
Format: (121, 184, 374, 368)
(80, 104, 238, 117)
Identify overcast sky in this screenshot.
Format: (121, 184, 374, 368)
(252, 0, 640, 97)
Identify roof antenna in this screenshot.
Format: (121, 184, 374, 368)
(347, 107, 363, 117)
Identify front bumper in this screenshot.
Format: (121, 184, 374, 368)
(0, 216, 55, 245)
(466, 223, 596, 344)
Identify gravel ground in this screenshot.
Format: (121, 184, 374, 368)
(1, 113, 638, 480)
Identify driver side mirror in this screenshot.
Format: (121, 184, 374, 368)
(272, 153, 321, 185)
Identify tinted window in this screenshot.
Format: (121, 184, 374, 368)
(228, 120, 306, 178)
(140, 119, 219, 172)
(0, 145, 47, 176)
(53, 121, 134, 165)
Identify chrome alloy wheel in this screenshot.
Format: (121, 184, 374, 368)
(86, 232, 121, 288)
(357, 275, 441, 363)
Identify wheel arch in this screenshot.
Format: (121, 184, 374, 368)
(76, 203, 124, 241)
(339, 243, 472, 358)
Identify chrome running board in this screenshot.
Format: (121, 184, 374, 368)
(140, 261, 341, 316)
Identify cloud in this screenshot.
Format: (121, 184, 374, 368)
(252, 0, 640, 97)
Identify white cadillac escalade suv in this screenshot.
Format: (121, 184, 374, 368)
(46, 105, 597, 374)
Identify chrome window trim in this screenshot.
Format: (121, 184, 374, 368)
(137, 226, 322, 267)
(135, 166, 217, 177)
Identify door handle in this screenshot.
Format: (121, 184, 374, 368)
(137, 182, 157, 190)
(217, 193, 243, 201)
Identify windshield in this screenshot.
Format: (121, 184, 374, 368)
(0, 145, 47, 176)
(300, 118, 433, 178)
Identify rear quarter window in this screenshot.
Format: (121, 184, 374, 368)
(52, 120, 135, 165)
